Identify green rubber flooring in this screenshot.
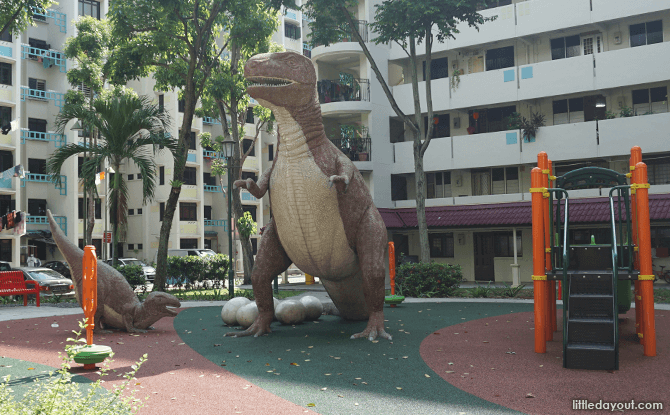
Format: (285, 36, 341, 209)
(175, 302, 534, 414)
(0, 356, 94, 400)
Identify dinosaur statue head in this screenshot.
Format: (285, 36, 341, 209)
(245, 51, 317, 109)
(134, 291, 181, 329)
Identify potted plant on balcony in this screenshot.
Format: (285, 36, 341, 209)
(519, 111, 545, 143)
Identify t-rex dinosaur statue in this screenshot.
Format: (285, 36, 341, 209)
(227, 51, 391, 341)
(46, 210, 180, 332)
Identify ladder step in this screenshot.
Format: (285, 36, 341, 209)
(568, 318, 615, 344)
(569, 274, 613, 295)
(566, 343, 616, 370)
(569, 295, 614, 319)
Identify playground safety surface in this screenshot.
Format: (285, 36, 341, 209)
(0, 302, 668, 414)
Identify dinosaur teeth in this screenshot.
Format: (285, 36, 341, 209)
(248, 77, 292, 87)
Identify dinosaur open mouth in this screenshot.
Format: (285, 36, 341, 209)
(165, 307, 179, 316)
(247, 77, 294, 88)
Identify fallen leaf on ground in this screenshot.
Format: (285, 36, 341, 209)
(526, 393, 535, 398)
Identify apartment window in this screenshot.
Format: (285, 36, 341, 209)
(422, 56, 449, 81)
(243, 205, 257, 222)
(128, 209, 134, 215)
(78, 198, 101, 219)
(180, 130, 196, 150)
(158, 94, 164, 111)
(424, 113, 450, 138)
(647, 158, 670, 185)
(159, 202, 165, 221)
(138, 244, 143, 250)
(0, 106, 10, 130)
(180, 202, 197, 221)
(128, 244, 134, 250)
(204, 205, 212, 220)
(391, 175, 408, 201)
(245, 107, 254, 124)
(550, 35, 580, 60)
(632, 87, 668, 115)
(469, 105, 516, 134)
(79, 0, 101, 19)
(269, 144, 274, 161)
(429, 233, 454, 258)
(28, 158, 46, 175)
(0, 240, 11, 262)
(241, 172, 258, 182)
(32, 7, 47, 22)
(137, 173, 142, 180)
(28, 77, 46, 94)
(651, 227, 670, 250)
(285, 22, 301, 40)
(0, 29, 11, 43)
(485, 46, 514, 71)
(553, 98, 585, 125)
(138, 208, 142, 214)
(630, 20, 662, 48)
(127, 174, 134, 181)
(180, 239, 198, 249)
(494, 232, 522, 257)
(426, 171, 451, 199)
(242, 138, 255, 157)
(178, 98, 185, 113)
(28, 118, 47, 132)
(0, 195, 15, 215)
(472, 167, 519, 196)
(0, 150, 12, 172)
(203, 172, 216, 186)
(183, 166, 197, 185)
(28, 199, 47, 217)
(0, 63, 11, 86)
(159, 166, 165, 185)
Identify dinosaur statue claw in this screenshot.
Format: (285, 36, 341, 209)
(225, 314, 273, 338)
(349, 311, 392, 341)
(328, 175, 349, 194)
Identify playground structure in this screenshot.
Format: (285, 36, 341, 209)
(384, 241, 405, 307)
(72, 246, 112, 369)
(531, 147, 656, 370)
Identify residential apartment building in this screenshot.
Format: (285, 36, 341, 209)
(307, 0, 670, 283)
(0, 0, 307, 269)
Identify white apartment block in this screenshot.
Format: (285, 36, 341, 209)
(307, 0, 670, 283)
(0, 0, 308, 270)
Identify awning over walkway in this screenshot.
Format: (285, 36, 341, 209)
(379, 194, 670, 229)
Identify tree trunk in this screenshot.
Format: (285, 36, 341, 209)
(413, 135, 430, 264)
(232, 188, 254, 284)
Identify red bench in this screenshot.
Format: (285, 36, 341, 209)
(0, 271, 40, 307)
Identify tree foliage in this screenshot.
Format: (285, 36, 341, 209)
(305, 0, 491, 262)
(0, 0, 54, 38)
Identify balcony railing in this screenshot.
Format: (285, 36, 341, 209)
(0, 45, 12, 59)
(329, 127, 372, 162)
(21, 129, 66, 147)
(21, 87, 65, 107)
(30, 7, 67, 33)
(203, 150, 224, 159)
(21, 173, 67, 195)
(204, 219, 229, 231)
(28, 215, 67, 235)
(21, 44, 66, 72)
(318, 78, 370, 103)
(303, 42, 312, 58)
(203, 116, 220, 125)
(204, 184, 220, 192)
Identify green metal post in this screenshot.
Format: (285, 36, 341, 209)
(227, 166, 234, 298)
(274, 275, 279, 294)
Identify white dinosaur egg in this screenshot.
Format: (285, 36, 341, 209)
(221, 297, 251, 326)
(275, 300, 306, 325)
(300, 296, 323, 321)
(236, 302, 259, 328)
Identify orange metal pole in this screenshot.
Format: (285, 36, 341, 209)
(531, 167, 547, 353)
(538, 153, 553, 340)
(635, 162, 656, 356)
(388, 242, 396, 295)
(82, 246, 97, 370)
(630, 147, 643, 343)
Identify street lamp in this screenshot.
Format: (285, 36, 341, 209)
(71, 121, 88, 245)
(221, 137, 236, 297)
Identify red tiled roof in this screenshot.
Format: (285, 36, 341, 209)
(379, 194, 670, 229)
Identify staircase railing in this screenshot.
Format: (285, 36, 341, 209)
(609, 185, 631, 369)
(548, 188, 570, 362)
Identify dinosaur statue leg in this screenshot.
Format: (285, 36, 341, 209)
(225, 219, 291, 338)
(93, 310, 113, 334)
(349, 208, 392, 341)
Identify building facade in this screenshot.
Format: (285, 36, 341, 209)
(307, 0, 670, 283)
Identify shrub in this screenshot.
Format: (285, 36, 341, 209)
(395, 262, 463, 298)
(166, 255, 230, 289)
(0, 320, 146, 414)
(471, 282, 493, 298)
(113, 264, 146, 292)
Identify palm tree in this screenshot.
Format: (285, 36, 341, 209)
(48, 89, 175, 264)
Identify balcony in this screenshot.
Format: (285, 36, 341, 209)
(515, 0, 591, 38)
(30, 7, 67, 33)
(284, 8, 300, 21)
(0, 177, 13, 190)
(521, 121, 598, 164)
(240, 189, 258, 202)
(0, 44, 12, 59)
(328, 126, 372, 162)
(202, 117, 220, 125)
(21, 87, 65, 108)
(21, 44, 67, 72)
(452, 130, 522, 170)
(204, 219, 229, 231)
(595, 41, 670, 90)
(21, 129, 66, 147)
(591, 0, 669, 24)
(186, 151, 198, 163)
(180, 185, 198, 199)
(598, 112, 670, 158)
(202, 149, 223, 159)
(318, 78, 370, 110)
(518, 54, 595, 101)
(28, 215, 67, 235)
(204, 184, 220, 192)
(179, 222, 199, 235)
(21, 173, 67, 195)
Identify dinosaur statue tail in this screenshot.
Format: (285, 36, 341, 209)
(47, 209, 84, 283)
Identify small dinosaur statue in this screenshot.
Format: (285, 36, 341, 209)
(46, 210, 180, 332)
(227, 51, 391, 341)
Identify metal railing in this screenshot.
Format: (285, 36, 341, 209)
(21, 87, 65, 107)
(204, 184, 220, 192)
(21, 173, 67, 195)
(328, 128, 372, 162)
(30, 7, 67, 33)
(21, 44, 66, 72)
(21, 129, 66, 147)
(318, 78, 369, 103)
(202, 116, 220, 125)
(204, 219, 228, 231)
(27, 215, 67, 235)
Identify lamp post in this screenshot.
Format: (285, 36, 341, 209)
(71, 121, 87, 244)
(221, 137, 236, 298)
